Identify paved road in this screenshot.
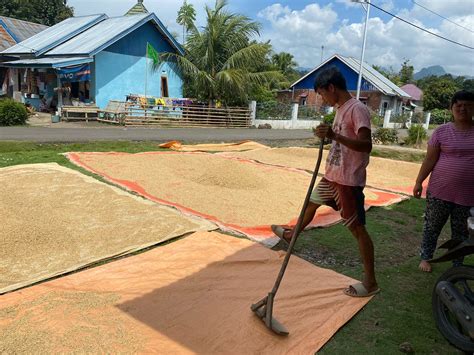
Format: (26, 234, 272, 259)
(0, 126, 315, 143)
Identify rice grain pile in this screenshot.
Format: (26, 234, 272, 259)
(0, 163, 215, 294)
(220, 147, 423, 193)
(67, 152, 318, 227)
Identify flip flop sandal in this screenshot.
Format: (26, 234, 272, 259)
(343, 282, 380, 298)
(271, 225, 292, 245)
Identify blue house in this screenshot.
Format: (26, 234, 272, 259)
(0, 12, 184, 109)
(279, 54, 410, 115)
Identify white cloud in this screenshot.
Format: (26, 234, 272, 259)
(259, 2, 474, 76)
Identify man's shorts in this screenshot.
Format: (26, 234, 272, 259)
(310, 177, 366, 228)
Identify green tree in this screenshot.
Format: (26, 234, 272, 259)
(419, 75, 460, 110)
(462, 79, 474, 92)
(399, 59, 414, 85)
(176, 0, 196, 44)
(0, 0, 73, 26)
(160, 0, 281, 105)
(372, 64, 400, 85)
(271, 52, 299, 88)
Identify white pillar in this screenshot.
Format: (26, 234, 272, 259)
(383, 109, 392, 128)
(423, 112, 431, 130)
(406, 111, 413, 128)
(291, 103, 299, 128)
(249, 100, 257, 126)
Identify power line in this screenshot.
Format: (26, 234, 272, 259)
(412, 0, 474, 34)
(369, 2, 474, 50)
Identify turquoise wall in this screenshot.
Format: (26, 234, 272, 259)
(93, 22, 182, 108)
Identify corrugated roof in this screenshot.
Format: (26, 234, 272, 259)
(1, 14, 107, 56)
(0, 26, 16, 52)
(291, 54, 410, 98)
(126, 0, 149, 16)
(46, 13, 184, 56)
(341, 55, 410, 98)
(1, 56, 93, 68)
(400, 84, 423, 101)
(0, 16, 48, 42)
(0, 16, 48, 52)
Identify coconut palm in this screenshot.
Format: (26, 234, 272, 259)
(176, 0, 196, 44)
(159, 0, 281, 105)
(271, 52, 298, 77)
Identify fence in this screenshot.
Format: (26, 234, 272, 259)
(252, 102, 324, 129)
(381, 110, 431, 130)
(98, 101, 251, 128)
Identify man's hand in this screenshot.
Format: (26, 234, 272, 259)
(313, 123, 335, 140)
(413, 182, 423, 198)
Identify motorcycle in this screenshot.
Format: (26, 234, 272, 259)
(430, 207, 474, 352)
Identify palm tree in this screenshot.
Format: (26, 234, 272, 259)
(176, 0, 196, 44)
(271, 52, 297, 76)
(160, 0, 281, 106)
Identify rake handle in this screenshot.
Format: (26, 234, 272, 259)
(270, 139, 325, 294)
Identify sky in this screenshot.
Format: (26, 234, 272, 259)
(68, 0, 474, 76)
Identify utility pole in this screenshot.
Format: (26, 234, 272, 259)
(352, 0, 371, 100)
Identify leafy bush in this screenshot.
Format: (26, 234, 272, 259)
(256, 101, 292, 120)
(391, 113, 410, 128)
(405, 124, 427, 146)
(322, 111, 335, 125)
(0, 99, 28, 126)
(371, 113, 384, 127)
(430, 108, 450, 125)
(372, 128, 398, 145)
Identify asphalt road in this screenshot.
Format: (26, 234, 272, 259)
(0, 126, 315, 144)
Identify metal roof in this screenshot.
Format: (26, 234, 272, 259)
(126, 0, 149, 16)
(0, 25, 16, 52)
(291, 54, 410, 98)
(341, 56, 410, 98)
(1, 14, 107, 56)
(0, 16, 48, 43)
(1, 57, 93, 68)
(0, 16, 48, 52)
(46, 13, 184, 57)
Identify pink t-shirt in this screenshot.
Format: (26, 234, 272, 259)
(427, 123, 474, 206)
(325, 98, 371, 187)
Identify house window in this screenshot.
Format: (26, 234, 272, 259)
(381, 101, 389, 115)
(299, 97, 307, 106)
(161, 76, 169, 97)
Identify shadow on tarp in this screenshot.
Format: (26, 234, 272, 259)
(0, 232, 372, 354)
(114, 232, 372, 354)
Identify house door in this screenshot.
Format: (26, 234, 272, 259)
(161, 76, 169, 97)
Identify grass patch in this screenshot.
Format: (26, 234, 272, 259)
(1, 140, 468, 353)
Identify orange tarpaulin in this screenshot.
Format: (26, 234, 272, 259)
(66, 151, 404, 246)
(0, 231, 373, 354)
(158, 140, 269, 151)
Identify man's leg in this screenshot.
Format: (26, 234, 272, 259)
(346, 225, 378, 294)
(279, 201, 321, 242)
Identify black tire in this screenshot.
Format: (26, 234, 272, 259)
(432, 266, 474, 352)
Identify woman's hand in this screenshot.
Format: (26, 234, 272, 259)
(413, 182, 423, 198)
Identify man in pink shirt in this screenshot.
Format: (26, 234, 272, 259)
(272, 67, 379, 297)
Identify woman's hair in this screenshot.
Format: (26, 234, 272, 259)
(450, 90, 474, 109)
(314, 67, 347, 91)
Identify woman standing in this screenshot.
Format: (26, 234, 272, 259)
(414, 90, 474, 272)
